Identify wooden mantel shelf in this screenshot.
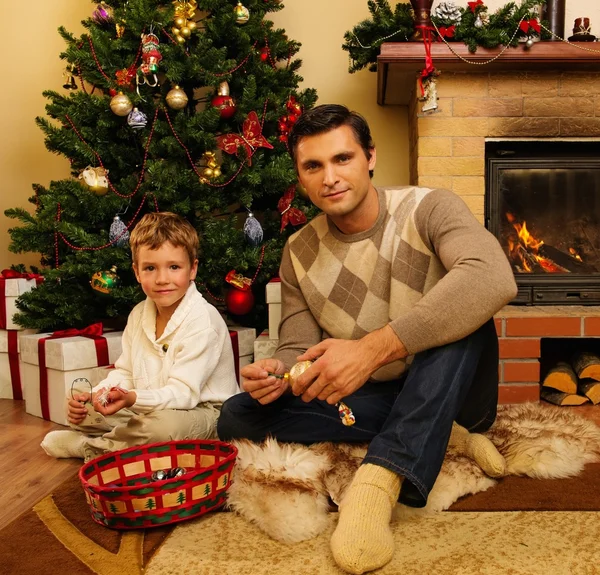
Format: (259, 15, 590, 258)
(377, 41, 600, 105)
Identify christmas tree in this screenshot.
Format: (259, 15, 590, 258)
(5, 0, 317, 331)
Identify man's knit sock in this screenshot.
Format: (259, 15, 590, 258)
(330, 463, 402, 575)
(449, 422, 506, 477)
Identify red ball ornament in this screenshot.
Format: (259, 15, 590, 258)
(225, 287, 255, 315)
(259, 47, 269, 62)
(212, 81, 237, 119)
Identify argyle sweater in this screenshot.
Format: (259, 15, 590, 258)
(274, 186, 517, 381)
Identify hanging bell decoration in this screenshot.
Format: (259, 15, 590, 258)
(198, 151, 222, 183)
(166, 85, 189, 110)
(127, 107, 148, 130)
(110, 91, 133, 116)
(243, 211, 263, 246)
(233, 1, 250, 25)
(172, 0, 198, 44)
(109, 215, 130, 247)
(62, 64, 78, 91)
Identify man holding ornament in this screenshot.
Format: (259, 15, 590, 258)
(42, 212, 239, 462)
(218, 104, 517, 574)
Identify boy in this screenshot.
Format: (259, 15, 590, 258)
(42, 212, 239, 462)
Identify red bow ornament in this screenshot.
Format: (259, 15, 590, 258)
(468, 0, 484, 13)
(437, 25, 456, 39)
(278, 185, 307, 232)
(216, 111, 274, 166)
(520, 18, 541, 34)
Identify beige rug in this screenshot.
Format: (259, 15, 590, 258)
(144, 510, 600, 575)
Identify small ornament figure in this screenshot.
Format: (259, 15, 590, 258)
(420, 76, 439, 113)
(109, 215, 130, 246)
(166, 85, 189, 110)
(198, 151, 222, 183)
(90, 265, 119, 295)
(233, 1, 250, 25)
(474, 13, 483, 28)
(137, 32, 162, 87)
(225, 270, 252, 291)
(211, 81, 236, 119)
(62, 64, 78, 91)
(172, 0, 198, 43)
(79, 166, 110, 195)
(337, 402, 356, 426)
(243, 212, 263, 246)
(127, 107, 147, 130)
(110, 91, 133, 116)
(92, 2, 114, 25)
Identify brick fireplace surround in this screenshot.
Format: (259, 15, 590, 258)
(402, 63, 600, 404)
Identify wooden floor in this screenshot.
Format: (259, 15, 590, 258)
(1, 399, 599, 532)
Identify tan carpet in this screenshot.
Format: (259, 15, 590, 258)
(145, 510, 600, 575)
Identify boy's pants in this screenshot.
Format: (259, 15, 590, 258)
(72, 402, 221, 461)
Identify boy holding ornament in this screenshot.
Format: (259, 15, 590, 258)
(218, 105, 517, 574)
(42, 212, 239, 462)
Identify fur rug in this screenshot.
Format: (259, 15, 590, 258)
(227, 403, 600, 543)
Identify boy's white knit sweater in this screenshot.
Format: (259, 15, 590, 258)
(93, 282, 239, 412)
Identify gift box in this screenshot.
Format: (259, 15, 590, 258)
(0, 275, 37, 330)
(228, 326, 256, 384)
(0, 329, 35, 399)
(266, 280, 281, 340)
(90, 364, 116, 387)
(20, 327, 123, 425)
(254, 330, 279, 362)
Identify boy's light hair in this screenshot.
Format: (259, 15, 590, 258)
(130, 212, 199, 265)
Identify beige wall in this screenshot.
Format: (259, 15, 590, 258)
(3, 0, 597, 268)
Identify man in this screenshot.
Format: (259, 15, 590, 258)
(217, 105, 517, 574)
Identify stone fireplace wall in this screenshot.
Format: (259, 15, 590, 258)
(407, 70, 600, 403)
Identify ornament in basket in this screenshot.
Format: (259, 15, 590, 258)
(79, 439, 237, 529)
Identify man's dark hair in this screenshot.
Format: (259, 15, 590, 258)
(288, 104, 375, 177)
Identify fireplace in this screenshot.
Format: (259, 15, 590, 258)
(486, 140, 600, 305)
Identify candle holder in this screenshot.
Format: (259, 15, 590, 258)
(410, 0, 434, 40)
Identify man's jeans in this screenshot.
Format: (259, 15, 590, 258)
(217, 319, 499, 507)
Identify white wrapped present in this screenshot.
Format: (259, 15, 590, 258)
(19, 328, 123, 425)
(266, 280, 281, 340)
(0, 274, 38, 330)
(254, 330, 279, 362)
(0, 329, 35, 399)
(228, 326, 256, 384)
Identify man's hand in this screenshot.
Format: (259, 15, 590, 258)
(67, 392, 91, 425)
(92, 387, 137, 416)
(293, 325, 408, 404)
(241, 358, 288, 405)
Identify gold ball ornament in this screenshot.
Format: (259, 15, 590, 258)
(109, 91, 133, 116)
(283, 361, 314, 385)
(180, 26, 191, 38)
(175, 16, 186, 28)
(188, 21, 197, 30)
(78, 166, 110, 195)
(166, 85, 189, 110)
(233, 1, 250, 24)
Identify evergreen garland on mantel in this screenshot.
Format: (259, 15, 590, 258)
(343, 0, 548, 73)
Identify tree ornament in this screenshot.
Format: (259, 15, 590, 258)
(62, 64, 78, 91)
(467, 0, 484, 13)
(92, 2, 114, 25)
(474, 13, 483, 28)
(217, 111, 274, 166)
(116, 65, 137, 91)
(433, 1, 462, 24)
(198, 151, 222, 183)
(278, 185, 307, 232)
(525, 36, 535, 48)
(225, 286, 254, 315)
(115, 22, 126, 38)
(172, 1, 198, 43)
(109, 215, 129, 247)
(278, 95, 303, 142)
(78, 166, 110, 195)
(137, 33, 162, 88)
(166, 85, 189, 110)
(259, 47, 269, 62)
(110, 91, 133, 116)
(233, 1, 250, 25)
(211, 82, 236, 119)
(243, 211, 263, 246)
(90, 265, 119, 296)
(127, 107, 147, 130)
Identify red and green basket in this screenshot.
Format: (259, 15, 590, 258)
(78, 439, 237, 529)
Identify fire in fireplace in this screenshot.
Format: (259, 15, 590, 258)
(486, 141, 600, 305)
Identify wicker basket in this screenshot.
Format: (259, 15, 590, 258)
(79, 439, 237, 529)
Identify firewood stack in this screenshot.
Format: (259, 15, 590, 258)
(542, 352, 600, 406)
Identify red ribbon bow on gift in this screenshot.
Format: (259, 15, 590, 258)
(437, 25, 456, 39)
(0, 269, 44, 283)
(278, 185, 307, 232)
(520, 18, 541, 34)
(216, 111, 274, 166)
(37, 322, 109, 421)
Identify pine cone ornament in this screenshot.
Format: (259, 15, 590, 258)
(433, 1, 462, 24)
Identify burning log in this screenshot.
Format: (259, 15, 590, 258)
(538, 245, 595, 274)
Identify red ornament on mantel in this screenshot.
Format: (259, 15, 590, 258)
(225, 286, 255, 315)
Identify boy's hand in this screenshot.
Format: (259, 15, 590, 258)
(241, 359, 288, 405)
(93, 387, 137, 416)
(67, 392, 91, 425)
